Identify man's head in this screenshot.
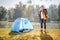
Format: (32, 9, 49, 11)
(40, 5, 45, 11)
(41, 5, 44, 7)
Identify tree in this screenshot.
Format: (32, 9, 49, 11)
(13, 2, 23, 20)
(48, 5, 58, 21)
(58, 4, 60, 21)
(0, 6, 7, 21)
(8, 8, 15, 21)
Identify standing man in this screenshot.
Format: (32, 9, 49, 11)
(38, 5, 48, 33)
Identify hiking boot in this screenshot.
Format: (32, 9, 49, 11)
(44, 29, 47, 33)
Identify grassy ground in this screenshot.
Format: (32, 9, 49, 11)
(0, 28, 60, 40)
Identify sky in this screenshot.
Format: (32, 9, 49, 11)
(0, 0, 60, 9)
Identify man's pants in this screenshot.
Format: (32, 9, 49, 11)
(40, 19, 46, 29)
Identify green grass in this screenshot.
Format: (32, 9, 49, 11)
(0, 28, 60, 40)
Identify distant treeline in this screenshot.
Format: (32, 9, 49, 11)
(0, 2, 60, 22)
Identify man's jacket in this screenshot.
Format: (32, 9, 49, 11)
(38, 9, 48, 20)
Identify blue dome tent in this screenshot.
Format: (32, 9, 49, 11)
(11, 18, 33, 32)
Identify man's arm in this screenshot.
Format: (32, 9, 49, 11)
(45, 9, 48, 18)
(38, 11, 41, 17)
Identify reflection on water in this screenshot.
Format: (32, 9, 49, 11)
(0, 21, 60, 29)
(32, 22, 60, 29)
